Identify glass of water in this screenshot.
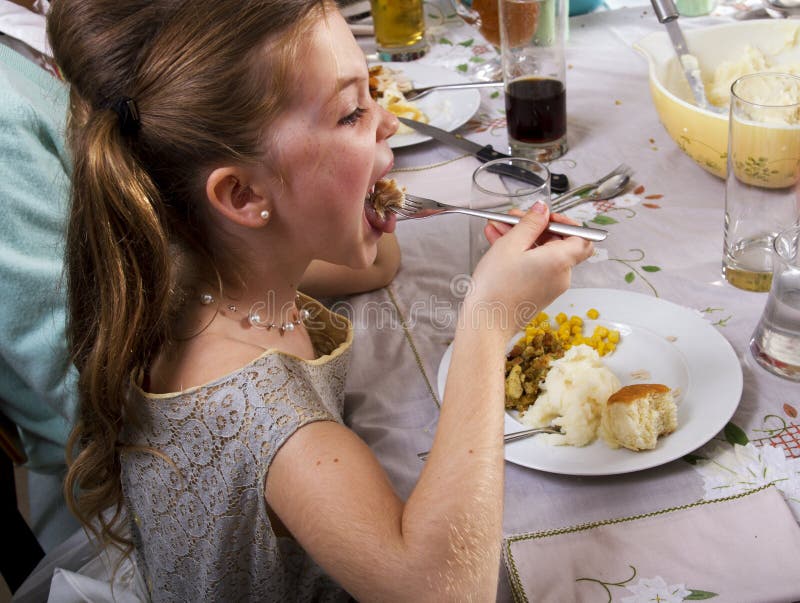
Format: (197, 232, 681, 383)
(722, 72, 800, 292)
(469, 157, 551, 274)
(750, 225, 800, 381)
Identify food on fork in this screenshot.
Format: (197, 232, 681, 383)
(368, 178, 405, 219)
(599, 384, 677, 451)
(368, 65, 429, 133)
(520, 345, 621, 447)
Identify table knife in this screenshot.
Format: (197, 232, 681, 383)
(397, 116, 570, 193)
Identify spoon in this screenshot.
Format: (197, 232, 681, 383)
(550, 172, 631, 213)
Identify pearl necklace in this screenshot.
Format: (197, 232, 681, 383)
(199, 292, 311, 335)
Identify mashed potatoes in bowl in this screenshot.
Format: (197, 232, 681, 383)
(634, 20, 800, 179)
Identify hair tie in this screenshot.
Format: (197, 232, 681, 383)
(111, 97, 140, 136)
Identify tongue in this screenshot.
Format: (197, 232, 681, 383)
(364, 199, 396, 233)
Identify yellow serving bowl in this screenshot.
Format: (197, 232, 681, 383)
(634, 20, 800, 179)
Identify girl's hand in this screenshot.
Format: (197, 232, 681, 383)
(468, 202, 594, 336)
(483, 207, 580, 246)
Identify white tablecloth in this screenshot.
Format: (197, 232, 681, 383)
(348, 3, 800, 600)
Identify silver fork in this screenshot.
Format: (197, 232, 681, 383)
(404, 80, 503, 101)
(548, 163, 633, 210)
(391, 194, 608, 242)
(417, 426, 561, 461)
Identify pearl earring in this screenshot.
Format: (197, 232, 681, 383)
(260, 209, 270, 222)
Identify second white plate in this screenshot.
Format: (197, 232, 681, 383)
(376, 62, 483, 149)
(436, 288, 743, 476)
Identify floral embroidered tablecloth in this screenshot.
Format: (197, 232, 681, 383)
(346, 3, 800, 601)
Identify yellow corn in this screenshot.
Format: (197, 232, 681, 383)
(517, 308, 620, 357)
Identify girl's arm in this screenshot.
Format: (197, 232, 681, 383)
(299, 233, 401, 297)
(267, 206, 594, 601)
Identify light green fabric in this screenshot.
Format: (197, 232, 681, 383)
(0, 41, 76, 473)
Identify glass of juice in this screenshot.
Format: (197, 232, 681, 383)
(369, 0, 428, 62)
(499, 0, 568, 162)
(450, 0, 542, 81)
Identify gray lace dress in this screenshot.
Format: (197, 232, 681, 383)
(120, 296, 353, 602)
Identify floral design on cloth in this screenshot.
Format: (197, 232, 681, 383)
(586, 247, 662, 296)
(577, 566, 717, 602)
(691, 439, 800, 522)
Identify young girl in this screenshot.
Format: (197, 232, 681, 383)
(47, 0, 593, 600)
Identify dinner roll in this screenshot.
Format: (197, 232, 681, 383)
(599, 384, 677, 451)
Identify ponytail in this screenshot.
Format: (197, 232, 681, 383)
(48, 0, 328, 547)
(64, 97, 171, 546)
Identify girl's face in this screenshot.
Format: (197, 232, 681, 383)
(262, 9, 399, 269)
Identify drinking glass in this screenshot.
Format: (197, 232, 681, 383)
(449, 0, 501, 80)
(499, 0, 568, 162)
(722, 72, 800, 292)
(750, 225, 800, 381)
(370, 0, 428, 62)
(469, 158, 551, 273)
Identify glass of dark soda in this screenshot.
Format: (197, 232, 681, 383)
(499, 0, 568, 161)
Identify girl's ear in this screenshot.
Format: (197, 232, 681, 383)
(205, 167, 271, 228)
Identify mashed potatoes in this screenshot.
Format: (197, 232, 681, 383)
(707, 33, 800, 109)
(520, 345, 621, 447)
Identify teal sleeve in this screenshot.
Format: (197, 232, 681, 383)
(0, 44, 77, 472)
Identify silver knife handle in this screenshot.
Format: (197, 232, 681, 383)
(650, 0, 678, 22)
(457, 209, 608, 242)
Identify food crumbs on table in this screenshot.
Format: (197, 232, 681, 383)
(649, 137, 655, 144)
(615, 100, 622, 105)
(666, 335, 678, 342)
(645, 194, 663, 200)
(634, 184, 645, 195)
(630, 369, 651, 380)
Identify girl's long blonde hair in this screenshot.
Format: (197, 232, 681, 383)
(47, 0, 327, 546)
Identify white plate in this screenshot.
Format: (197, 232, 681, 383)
(376, 62, 482, 149)
(436, 288, 743, 476)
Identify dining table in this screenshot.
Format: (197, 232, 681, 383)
(344, 1, 800, 601)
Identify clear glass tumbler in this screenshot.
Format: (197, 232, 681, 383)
(469, 157, 551, 274)
(369, 0, 428, 62)
(722, 72, 800, 292)
(499, 0, 568, 162)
